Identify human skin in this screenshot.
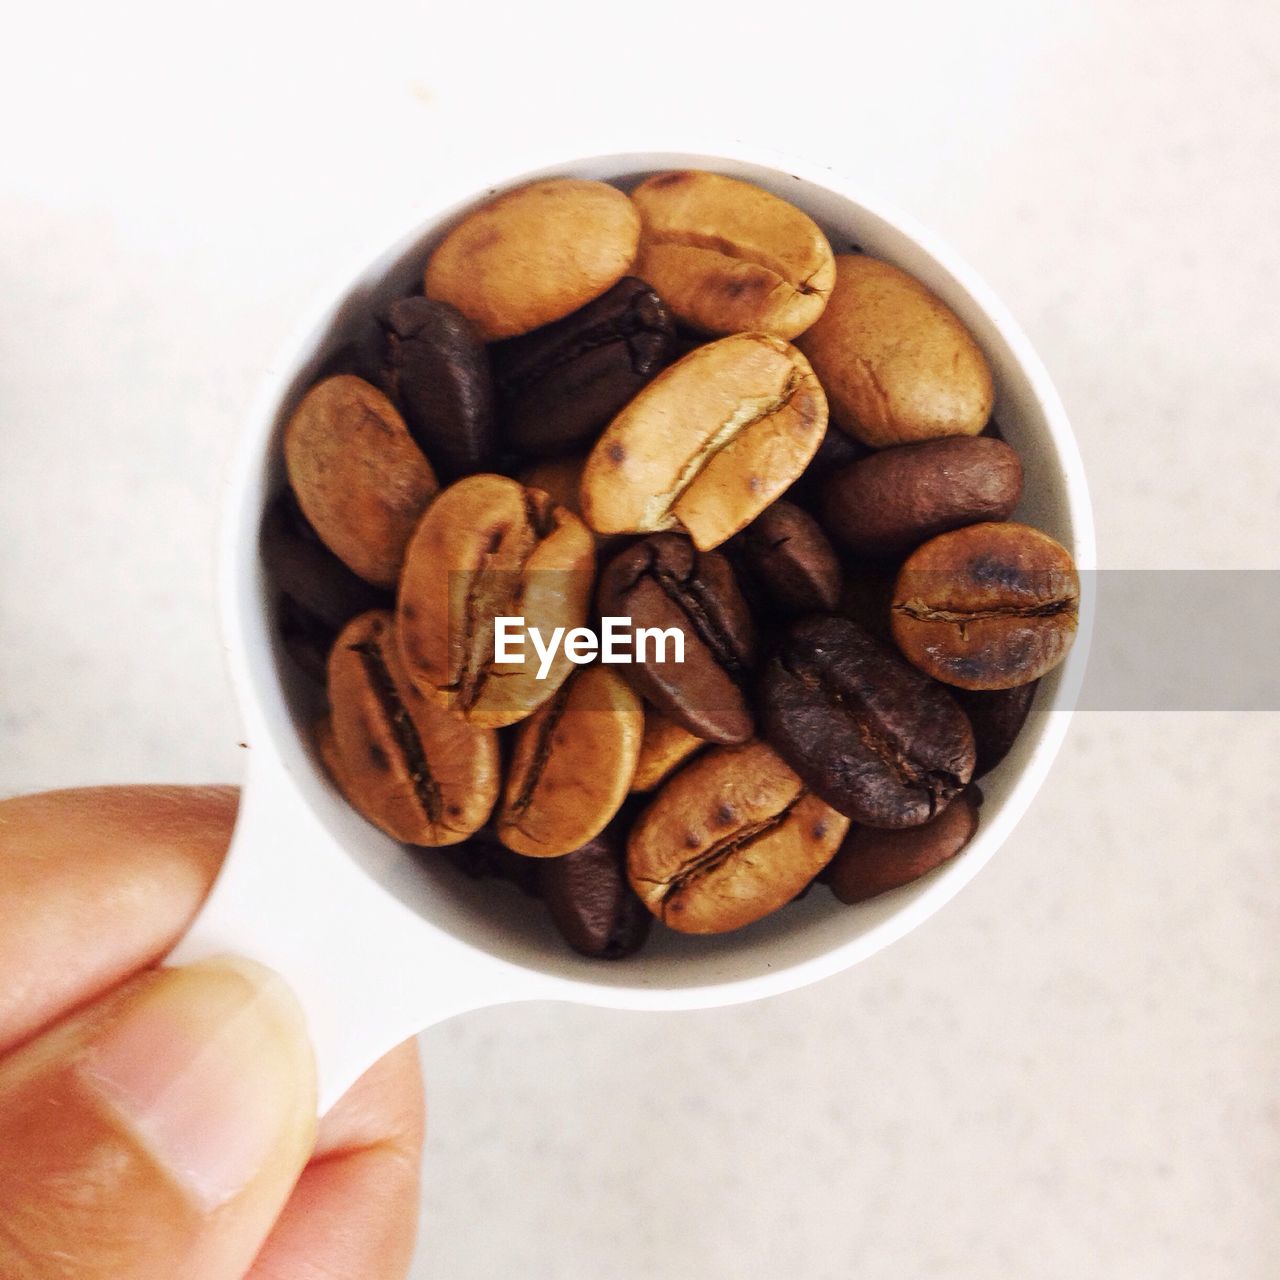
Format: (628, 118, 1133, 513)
(0, 785, 426, 1280)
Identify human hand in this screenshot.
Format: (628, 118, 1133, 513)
(0, 786, 425, 1279)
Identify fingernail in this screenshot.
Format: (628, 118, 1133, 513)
(77, 956, 316, 1212)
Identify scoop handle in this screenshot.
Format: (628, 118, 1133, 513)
(168, 745, 520, 1112)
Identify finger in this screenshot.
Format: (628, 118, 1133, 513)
(247, 1040, 426, 1280)
(0, 786, 236, 1054)
(0, 956, 317, 1280)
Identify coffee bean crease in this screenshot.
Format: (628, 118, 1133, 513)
(506, 680, 573, 817)
(639, 793, 807, 909)
(351, 638, 445, 826)
(640, 366, 806, 531)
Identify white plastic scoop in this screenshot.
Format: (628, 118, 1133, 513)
(170, 144, 1095, 1112)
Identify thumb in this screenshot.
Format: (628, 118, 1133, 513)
(0, 957, 317, 1280)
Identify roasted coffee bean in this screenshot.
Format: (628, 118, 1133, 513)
(891, 522, 1079, 689)
(491, 277, 676, 457)
(314, 334, 383, 386)
(628, 740, 848, 934)
(810, 423, 871, 471)
(321, 611, 499, 845)
(798, 255, 994, 447)
(261, 481, 390, 683)
(597, 534, 755, 744)
(538, 827, 652, 959)
(670, 326, 708, 361)
(397, 474, 596, 726)
(496, 665, 643, 857)
(279, 597, 338, 684)
(261, 490, 392, 630)
(785, 423, 869, 506)
(438, 830, 543, 898)
(827, 786, 982, 904)
(518, 453, 626, 551)
(518, 454, 588, 514)
(424, 179, 641, 340)
(630, 171, 836, 339)
(821, 436, 1024, 559)
(269, 167, 1072, 956)
(378, 296, 495, 480)
(760, 615, 976, 827)
(581, 333, 827, 550)
(284, 375, 438, 587)
(837, 561, 899, 645)
(631, 706, 708, 792)
(727, 500, 841, 615)
(952, 682, 1039, 778)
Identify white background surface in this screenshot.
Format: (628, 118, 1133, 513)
(3, 2, 1279, 1276)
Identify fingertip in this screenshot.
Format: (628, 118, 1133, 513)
(0, 956, 318, 1280)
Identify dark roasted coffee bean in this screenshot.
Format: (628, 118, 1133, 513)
(811, 425, 871, 470)
(760, 614, 975, 827)
(828, 786, 982, 903)
(596, 533, 756, 744)
(727, 500, 841, 615)
(261, 490, 392, 631)
(837, 559, 899, 644)
(538, 828, 652, 958)
(670, 325, 708, 361)
(787, 423, 870, 507)
(438, 829, 543, 898)
(378, 296, 496, 480)
(278, 596, 336, 684)
(821, 436, 1023, 559)
(491, 277, 676, 457)
(891, 522, 1079, 689)
(322, 610, 499, 845)
(952, 681, 1038, 777)
(316, 334, 382, 385)
(628, 740, 847, 934)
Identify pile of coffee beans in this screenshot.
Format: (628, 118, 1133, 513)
(263, 169, 1080, 959)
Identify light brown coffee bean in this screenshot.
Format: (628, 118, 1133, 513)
(891, 522, 1079, 689)
(496, 665, 643, 857)
(628, 740, 848, 934)
(798, 255, 994, 447)
(518, 455, 589, 518)
(630, 707, 708, 792)
(423, 179, 640, 340)
(827, 786, 981, 904)
(321, 611, 499, 845)
(580, 333, 827, 550)
(284, 375, 438, 587)
(821, 436, 1023, 558)
(396, 474, 596, 726)
(630, 170, 835, 339)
